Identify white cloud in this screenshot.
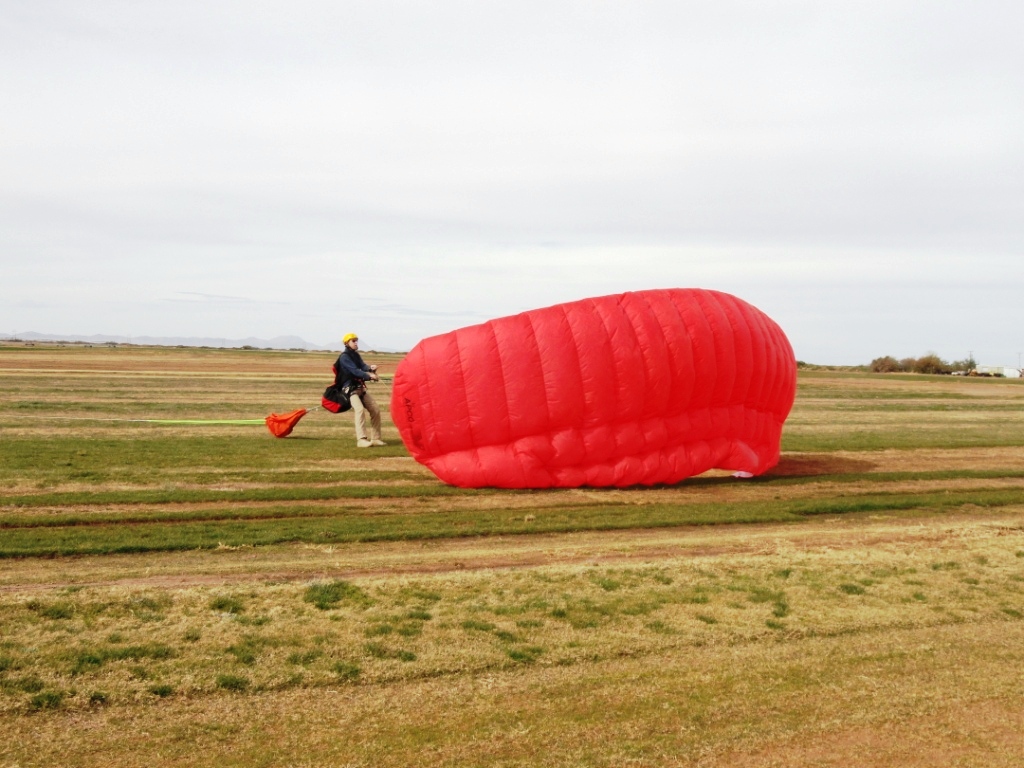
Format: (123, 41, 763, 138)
(2, 1, 1022, 363)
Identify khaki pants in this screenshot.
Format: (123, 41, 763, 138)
(351, 390, 382, 442)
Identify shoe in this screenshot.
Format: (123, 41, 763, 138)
(357, 439, 373, 448)
(370, 439, 386, 447)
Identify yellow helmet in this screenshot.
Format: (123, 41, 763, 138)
(342, 333, 358, 344)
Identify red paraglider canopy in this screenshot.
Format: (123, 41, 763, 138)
(391, 288, 797, 488)
(265, 408, 307, 438)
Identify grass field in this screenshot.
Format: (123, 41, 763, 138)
(2, 342, 1024, 767)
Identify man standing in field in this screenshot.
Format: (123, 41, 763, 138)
(337, 333, 385, 448)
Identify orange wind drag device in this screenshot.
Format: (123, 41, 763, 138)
(265, 408, 315, 438)
(266, 358, 355, 438)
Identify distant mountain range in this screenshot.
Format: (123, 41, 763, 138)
(4, 331, 354, 351)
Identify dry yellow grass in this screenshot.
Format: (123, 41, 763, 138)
(2, 610, 1022, 766)
(2, 508, 1024, 766)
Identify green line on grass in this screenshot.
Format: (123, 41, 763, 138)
(141, 419, 268, 425)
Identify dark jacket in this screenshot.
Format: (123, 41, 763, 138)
(335, 348, 373, 388)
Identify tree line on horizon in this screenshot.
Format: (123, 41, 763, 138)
(869, 353, 977, 375)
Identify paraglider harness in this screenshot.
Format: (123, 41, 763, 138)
(322, 362, 365, 414)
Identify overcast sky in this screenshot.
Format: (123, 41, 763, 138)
(2, 1, 1022, 364)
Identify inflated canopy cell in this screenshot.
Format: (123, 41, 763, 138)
(391, 288, 796, 488)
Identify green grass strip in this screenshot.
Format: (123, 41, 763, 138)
(7, 467, 1023, 510)
(0, 500, 597, 529)
(783, 431, 1024, 452)
(0, 484, 477, 509)
(778, 487, 1024, 515)
(736, 468, 1024, 487)
(2, 487, 1022, 558)
(0, 469, 428, 488)
(0, 436, 408, 472)
(0, 504, 799, 557)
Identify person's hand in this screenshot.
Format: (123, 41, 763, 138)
(370, 372, 380, 382)
(369, 364, 378, 372)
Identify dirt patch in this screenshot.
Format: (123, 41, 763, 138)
(768, 453, 877, 476)
(724, 699, 1024, 767)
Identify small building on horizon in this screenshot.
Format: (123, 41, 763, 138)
(975, 365, 1022, 378)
